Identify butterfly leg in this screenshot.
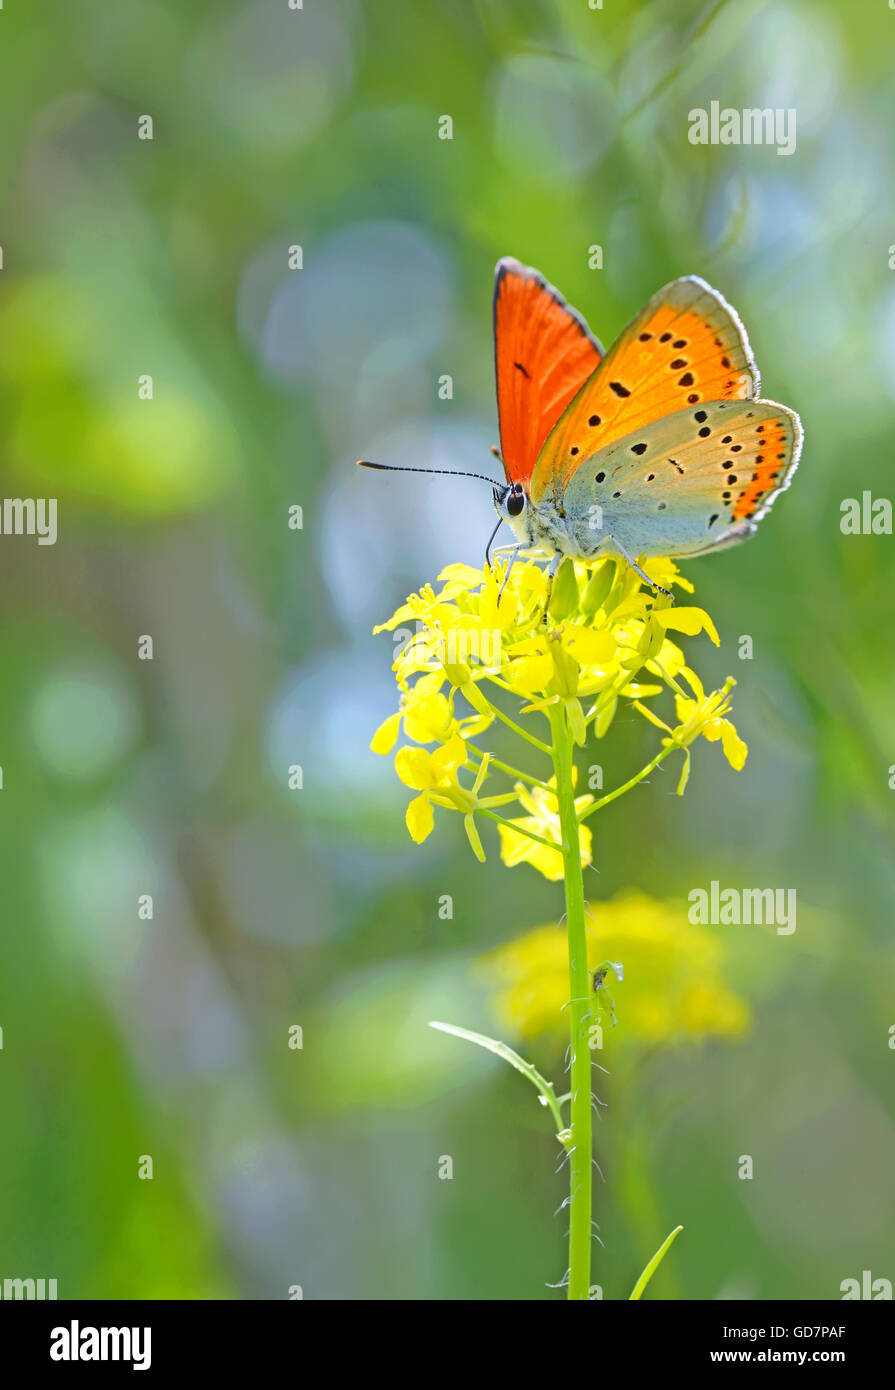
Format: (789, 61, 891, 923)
(600, 536, 672, 600)
(496, 545, 522, 605)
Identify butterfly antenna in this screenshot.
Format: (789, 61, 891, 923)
(357, 460, 501, 487)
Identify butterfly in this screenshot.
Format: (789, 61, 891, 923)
(360, 257, 802, 596)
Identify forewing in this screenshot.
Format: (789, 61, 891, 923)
(494, 257, 603, 487)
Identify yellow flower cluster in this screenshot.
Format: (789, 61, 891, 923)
(371, 555, 747, 876)
(480, 890, 751, 1045)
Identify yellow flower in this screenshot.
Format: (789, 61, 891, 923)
(393, 735, 517, 860)
(479, 890, 750, 1046)
(371, 672, 492, 756)
(673, 669, 748, 769)
(497, 779, 593, 882)
(634, 668, 747, 794)
(395, 736, 465, 844)
(373, 555, 746, 862)
(371, 674, 453, 754)
(373, 555, 713, 743)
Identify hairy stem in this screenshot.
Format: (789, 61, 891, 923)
(549, 703, 593, 1301)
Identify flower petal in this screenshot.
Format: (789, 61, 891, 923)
(395, 746, 435, 790)
(432, 733, 467, 777)
(505, 653, 554, 694)
(653, 607, 720, 647)
(561, 624, 617, 666)
(370, 711, 402, 755)
(438, 562, 486, 588)
(497, 821, 538, 868)
(406, 793, 435, 843)
(404, 691, 452, 744)
(719, 719, 748, 770)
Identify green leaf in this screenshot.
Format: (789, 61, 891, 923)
(629, 1225, 684, 1300)
(428, 1020, 570, 1145)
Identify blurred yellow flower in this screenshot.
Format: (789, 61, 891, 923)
(479, 890, 750, 1046)
(498, 779, 593, 881)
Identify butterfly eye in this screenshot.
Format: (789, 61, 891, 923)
(507, 487, 526, 517)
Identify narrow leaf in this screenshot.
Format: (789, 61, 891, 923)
(629, 1225, 684, 1300)
(428, 1020, 568, 1142)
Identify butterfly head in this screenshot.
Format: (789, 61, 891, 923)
(493, 480, 527, 524)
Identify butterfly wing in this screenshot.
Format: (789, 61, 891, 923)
(530, 276, 759, 502)
(494, 257, 604, 487)
(559, 397, 802, 559)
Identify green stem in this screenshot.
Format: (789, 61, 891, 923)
(651, 658, 689, 700)
(465, 744, 553, 791)
(478, 808, 563, 853)
(485, 700, 553, 755)
(577, 742, 679, 823)
(548, 702, 593, 1301)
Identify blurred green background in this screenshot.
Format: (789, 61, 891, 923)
(1, 0, 893, 1300)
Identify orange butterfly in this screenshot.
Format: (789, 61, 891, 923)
(361, 258, 802, 594)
